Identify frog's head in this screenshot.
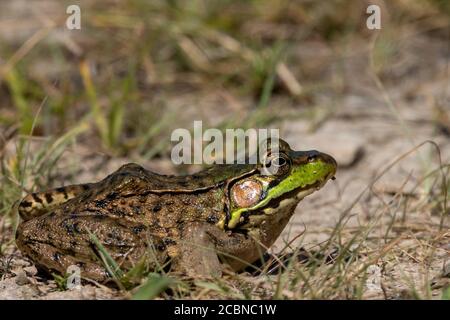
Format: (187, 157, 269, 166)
(223, 138, 337, 229)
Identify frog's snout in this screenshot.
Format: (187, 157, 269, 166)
(300, 150, 338, 182)
(319, 151, 337, 180)
(319, 152, 337, 171)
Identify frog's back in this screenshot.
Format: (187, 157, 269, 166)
(17, 162, 256, 222)
(103, 162, 258, 193)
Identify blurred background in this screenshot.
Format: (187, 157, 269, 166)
(0, 0, 449, 299)
(0, 0, 449, 180)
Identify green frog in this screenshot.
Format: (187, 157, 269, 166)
(15, 139, 337, 282)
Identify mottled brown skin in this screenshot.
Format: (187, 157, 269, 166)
(16, 163, 235, 281)
(16, 140, 337, 282)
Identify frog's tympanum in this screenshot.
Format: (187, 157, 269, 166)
(16, 139, 337, 282)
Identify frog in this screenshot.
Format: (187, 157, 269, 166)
(15, 139, 337, 283)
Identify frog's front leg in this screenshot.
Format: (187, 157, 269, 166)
(176, 223, 223, 278)
(205, 227, 265, 272)
(175, 223, 259, 277)
(18, 183, 94, 221)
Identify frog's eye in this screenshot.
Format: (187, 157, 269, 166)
(263, 153, 290, 176)
(230, 179, 263, 208)
(271, 156, 287, 167)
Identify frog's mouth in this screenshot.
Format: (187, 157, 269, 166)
(257, 178, 326, 215)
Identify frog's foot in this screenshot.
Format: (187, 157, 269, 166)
(174, 223, 223, 279)
(18, 183, 93, 221)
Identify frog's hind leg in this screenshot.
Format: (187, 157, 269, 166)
(19, 240, 110, 283)
(18, 183, 93, 221)
(16, 213, 153, 283)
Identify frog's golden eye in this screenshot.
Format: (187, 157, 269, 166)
(230, 179, 263, 208)
(263, 153, 290, 176)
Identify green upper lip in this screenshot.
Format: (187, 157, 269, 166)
(290, 150, 337, 169)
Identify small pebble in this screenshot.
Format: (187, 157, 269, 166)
(14, 271, 30, 286)
(23, 266, 38, 276)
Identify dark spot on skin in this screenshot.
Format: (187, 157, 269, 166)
(44, 193, 53, 203)
(139, 197, 147, 203)
(20, 200, 33, 208)
(112, 208, 126, 217)
(74, 222, 82, 233)
(32, 193, 43, 203)
(106, 230, 123, 243)
(106, 192, 118, 201)
(152, 203, 162, 212)
(156, 243, 166, 251)
(94, 199, 108, 208)
(82, 184, 90, 190)
(207, 215, 219, 224)
(53, 252, 61, 262)
(163, 238, 176, 246)
(49, 212, 56, 218)
(132, 206, 142, 215)
(132, 225, 145, 234)
(62, 220, 81, 235)
(57, 187, 69, 199)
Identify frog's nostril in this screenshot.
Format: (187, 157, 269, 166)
(307, 154, 317, 162)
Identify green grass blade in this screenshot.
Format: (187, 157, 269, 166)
(85, 228, 124, 283)
(4, 68, 33, 134)
(132, 273, 172, 300)
(442, 286, 450, 300)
